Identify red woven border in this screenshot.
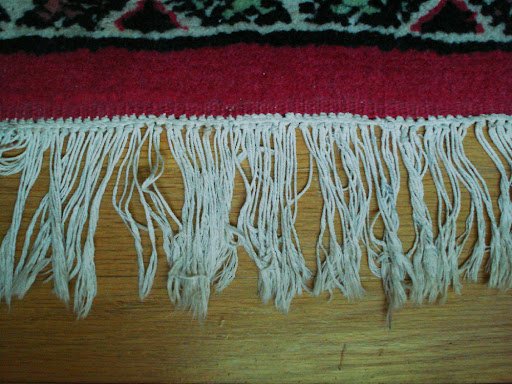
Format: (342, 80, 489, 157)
(1, 44, 511, 120)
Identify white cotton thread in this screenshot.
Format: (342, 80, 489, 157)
(447, 123, 497, 283)
(113, 124, 180, 301)
(165, 123, 240, 319)
(48, 131, 74, 304)
(360, 126, 415, 321)
(476, 121, 512, 290)
(13, 131, 90, 299)
(73, 129, 129, 318)
(0, 130, 50, 305)
(0, 113, 511, 319)
(0, 127, 129, 317)
(301, 122, 369, 300)
(398, 125, 438, 304)
(423, 126, 460, 299)
(237, 122, 312, 312)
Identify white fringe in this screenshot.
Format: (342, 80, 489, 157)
(0, 113, 511, 319)
(165, 123, 240, 319)
(301, 122, 368, 300)
(237, 122, 313, 312)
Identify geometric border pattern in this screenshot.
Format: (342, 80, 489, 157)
(0, 0, 512, 53)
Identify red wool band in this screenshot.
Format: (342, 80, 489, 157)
(2, 44, 512, 120)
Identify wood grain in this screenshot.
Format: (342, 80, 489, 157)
(0, 128, 511, 383)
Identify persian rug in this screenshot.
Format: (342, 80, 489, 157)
(0, 0, 511, 320)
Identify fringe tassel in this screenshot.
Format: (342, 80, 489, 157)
(0, 125, 128, 317)
(113, 124, 179, 301)
(361, 125, 415, 318)
(0, 114, 511, 318)
(237, 122, 313, 312)
(301, 122, 368, 300)
(165, 122, 240, 319)
(475, 121, 512, 290)
(397, 124, 438, 304)
(0, 129, 50, 306)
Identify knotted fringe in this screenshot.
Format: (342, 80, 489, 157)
(0, 114, 510, 319)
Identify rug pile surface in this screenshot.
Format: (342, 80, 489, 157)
(0, 0, 511, 319)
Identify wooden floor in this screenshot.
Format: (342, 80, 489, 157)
(0, 128, 511, 383)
